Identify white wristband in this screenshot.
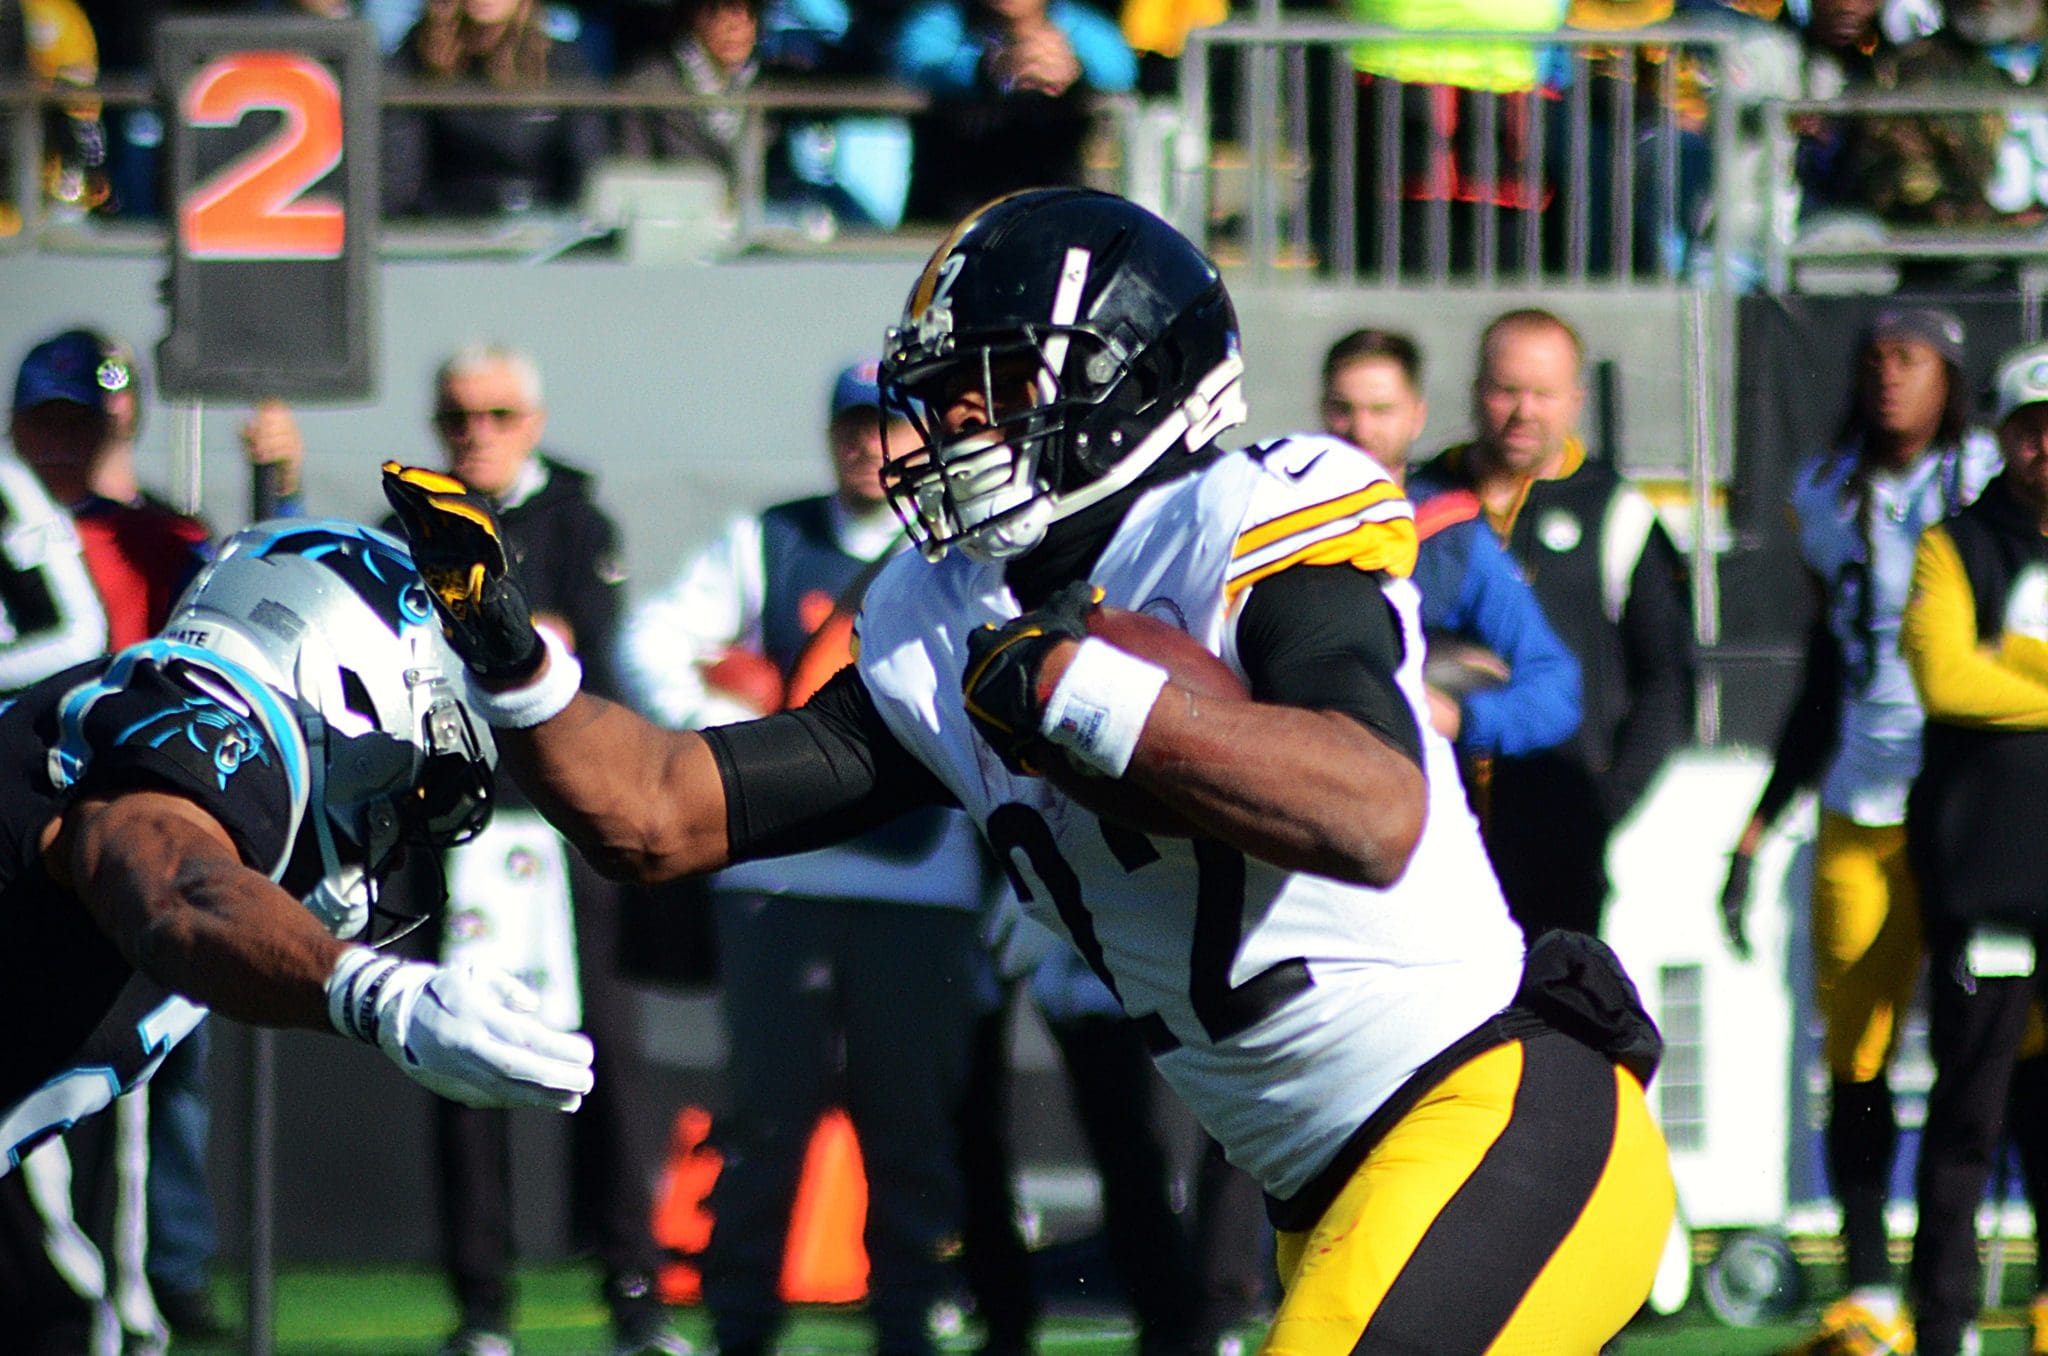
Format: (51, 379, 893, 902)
(1038, 637, 1169, 778)
(325, 946, 406, 1045)
(467, 627, 582, 729)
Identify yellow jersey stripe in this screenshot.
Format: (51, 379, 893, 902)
(1224, 517, 1419, 601)
(1231, 480, 1405, 559)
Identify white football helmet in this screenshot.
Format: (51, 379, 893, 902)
(163, 520, 495, 942)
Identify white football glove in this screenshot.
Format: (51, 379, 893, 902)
(324, 948, 595, 1111)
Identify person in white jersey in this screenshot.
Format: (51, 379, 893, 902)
(382, 187, 1676, 1355)
(1721, 306, 2004, 1354)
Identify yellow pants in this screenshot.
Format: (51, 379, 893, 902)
(1810, 812, 1922, 1084)
(1264, 1031, 1674, 1356)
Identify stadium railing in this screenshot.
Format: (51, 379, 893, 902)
(1171, 20, 1751, 290)
(0, 75, 1142, 258)
(1758, 85, 2048, 302)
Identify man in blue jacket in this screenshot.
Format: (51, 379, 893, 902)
(1319, 327, 1582, 785)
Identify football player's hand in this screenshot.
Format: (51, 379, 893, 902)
(327, 951, 595, 1110)
(380, 463, 543, 685)
(1719, 850, 1754, 960)
(962, 580, 1101, 773)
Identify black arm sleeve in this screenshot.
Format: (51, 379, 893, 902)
(702, 664, 957, 863)
(1234, 565, 1423, 767)
(1753, 611, 1842, 830)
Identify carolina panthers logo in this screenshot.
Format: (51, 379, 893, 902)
(254, 525, 433, 630)
(119, 697, 273, 790)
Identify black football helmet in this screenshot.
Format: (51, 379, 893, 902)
(879, 189, 1247, 562)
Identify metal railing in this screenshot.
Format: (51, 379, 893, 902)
(0, 75, 1138, 255)
(1173, 20, 1749, 290)
(1758, 85, 2048, 300)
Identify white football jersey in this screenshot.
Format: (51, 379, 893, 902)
(855, 437, 1525, 1199)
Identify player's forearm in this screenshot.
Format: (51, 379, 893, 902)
(124, 872, 344, 1030)
(1126, 690, 1424, 886)
(68, 798, 343, 1029)
(496, 690, 733, 883)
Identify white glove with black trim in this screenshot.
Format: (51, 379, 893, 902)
(325, 949, 595, 1110)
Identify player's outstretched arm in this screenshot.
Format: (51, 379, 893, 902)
(50, 789, 596, 1111)
(53, 790, 347, 1028)
(382, 463, 732, 883)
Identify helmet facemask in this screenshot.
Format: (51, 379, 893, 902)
(882, 230, 1248, 563)
(295, 676, 494, 945)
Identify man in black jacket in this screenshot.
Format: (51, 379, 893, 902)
(1899, 336, 2048, 1356)
(403, 343, 681, 1356)
(1411, 307, 1695, 941)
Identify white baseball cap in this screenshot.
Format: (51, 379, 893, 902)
(1993, 339, 2048, 425)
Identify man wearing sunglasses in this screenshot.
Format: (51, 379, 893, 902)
(389, 342, 681, 1356)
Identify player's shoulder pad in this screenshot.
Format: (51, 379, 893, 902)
(1227, 434, 1416, 600)
(48, 639, 310, 879)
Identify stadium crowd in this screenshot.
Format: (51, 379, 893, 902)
(6, 0, 2048, 274)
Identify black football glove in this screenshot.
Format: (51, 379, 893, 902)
(381, 462, 543, 684)
(962, 580, 1102, 774)
(1719, 850, 1755, 960)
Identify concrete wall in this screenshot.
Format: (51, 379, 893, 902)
(0, 255, 1698, 605)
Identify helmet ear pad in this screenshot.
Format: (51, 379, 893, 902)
(1060, 289, 1240, 489)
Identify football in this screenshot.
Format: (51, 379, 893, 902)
(1084, 605, 1248, 701)
(1421, 630, 1509, 696)
(1033, 605, 1248, 837)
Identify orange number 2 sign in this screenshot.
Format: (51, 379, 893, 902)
(180, 52, 345, 261)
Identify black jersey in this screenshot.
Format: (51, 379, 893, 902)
(1, 641, 304, 1169)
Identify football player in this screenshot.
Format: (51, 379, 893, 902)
(1, 519, 596, 1175)
(384, 188, 1674, 1354)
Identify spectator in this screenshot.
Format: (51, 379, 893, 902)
(1117, 0, 1224, 94)
(0, 444, 103, 694)
(1785, 0, 1896, 215)
(1899, 336, 2048, 1356)
(1721, 305, 2001, 1354)
(384, 0, 611, 218)
(20, 0, 112, 219)
(388, 343, 679, 1356)
(621, 0, 905, 231)
(9, 331, 211, 651)
(1798, 0, 1889, 91)
(617, 360, 986, 1356)
(623, 0, 771, 179)
(894, 0, 1136, 222)
(1410, 307, 1695, 941)
(1848, 0, 2044, 230)
(1319, 326, 1581, 779)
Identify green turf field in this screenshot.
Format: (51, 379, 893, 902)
(158, 1261, 2048, 1355)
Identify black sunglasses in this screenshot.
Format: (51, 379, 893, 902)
(434, 406, 528, 433)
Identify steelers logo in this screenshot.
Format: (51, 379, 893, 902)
(1537, 509, 1583, 554)
(2005, 563, 2048, 643)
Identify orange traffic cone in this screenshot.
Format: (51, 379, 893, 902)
(652, 1106, 722, 1304)
(778, 1108, 870, 1303)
